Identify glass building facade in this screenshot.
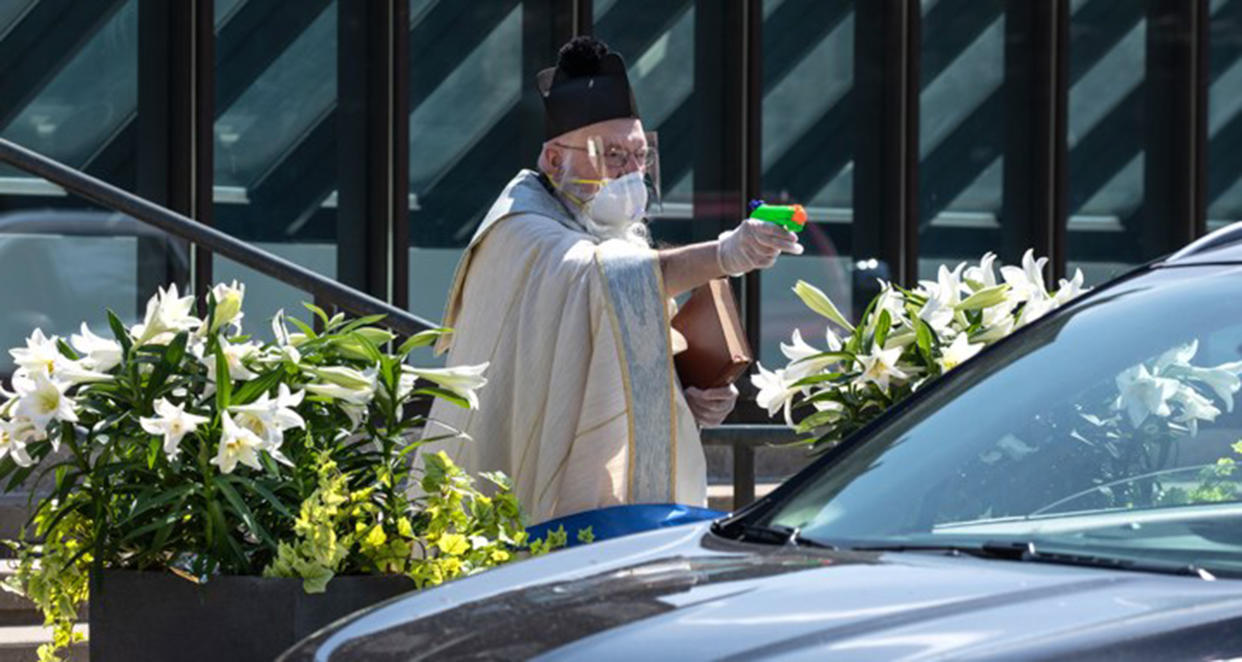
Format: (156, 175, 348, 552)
(0, 0, 1236, 419)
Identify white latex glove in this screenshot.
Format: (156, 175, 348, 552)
(685, 384, 739, 428)
(716, 219, 804, 276)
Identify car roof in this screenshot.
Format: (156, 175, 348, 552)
(1161, 220, 1242, 266)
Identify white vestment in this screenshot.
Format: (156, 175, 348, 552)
(424, 170, 705, 524)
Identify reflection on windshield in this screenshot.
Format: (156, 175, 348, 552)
(762, 265, 1242, 569)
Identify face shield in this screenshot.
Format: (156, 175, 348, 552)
(549, 131, 661, 236)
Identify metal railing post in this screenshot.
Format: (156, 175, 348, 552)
(701, 424, 802, 510)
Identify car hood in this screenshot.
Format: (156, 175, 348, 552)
(281, 523, 1242, 661)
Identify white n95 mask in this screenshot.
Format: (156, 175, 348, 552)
(579, 171, 648, 228)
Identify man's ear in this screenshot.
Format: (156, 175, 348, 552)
(542, 145, 564, 179)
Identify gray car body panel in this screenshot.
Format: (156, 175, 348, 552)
(279, 522, 1242, 661)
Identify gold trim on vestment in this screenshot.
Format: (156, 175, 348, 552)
(595, 250, 638, 502)
(650, 255, 679, 502)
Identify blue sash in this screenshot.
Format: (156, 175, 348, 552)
(527, 504, 726, 547)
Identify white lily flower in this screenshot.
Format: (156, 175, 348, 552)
(307, 365, 379, 406)
(937, 333, 983, 372)
(971, 301, 1018, 343)
(140, 398, 209, 459)
(1153, 340, 1198, 374)
(1173, 386, 1221, 424)
(914, 264, 968, 334)
(311, 365, 378, 390)
(1114, 364, 1181, 427)
(134, 283, 201, 345)
(825, 327, 844, 352)
(0, 419, 34, 467)
(780, 328, 819, 363)
(1015, 294, 1055, 328)
(274, 382, 305, 411)
(938, 263, 967, 300)
(198, 339, 260, 382)
(306, 382, 376, 407)
(873, 284, 908, 324)
(402, 362, 489, 410)
(963, 252, 998, 289)
(51, 362, 114, 385)
(267, 310, 304, 364)
(1053, 268, 1088, 306)
(69, 323, 122, 372)
(229, 384, 306, 450)
(917, 294, 955, 335)
(10, 329, 72, 379)
(1000, 249, 1049, 302)
(751, 363, 799, 424)
(338, 403, 367, 431)
(1178, 362, 1242, 412)
(855, 346, 909, 392)
(212, 412, 264, 474)
(271, 309, 291, 345)
(14, 370, 76, 431)
(208, 281, 245, 334)
(781, 329, 841, 382)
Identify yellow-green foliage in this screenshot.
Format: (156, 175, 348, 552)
(264, 451, 559, 593)
(263, 456, 355, 592)
(4, 506, 90, 662)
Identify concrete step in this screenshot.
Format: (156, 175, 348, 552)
(0, 624, 88, 662)
(0, 560, 88, 626)
(0, 559, 89, 660)
(0, 561, 41, 627)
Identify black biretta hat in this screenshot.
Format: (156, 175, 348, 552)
(536, 36, 639, 140)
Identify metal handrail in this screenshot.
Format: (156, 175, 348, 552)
(0, 138, 436, 336)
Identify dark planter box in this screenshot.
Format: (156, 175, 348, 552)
(90, 570, 416, 662)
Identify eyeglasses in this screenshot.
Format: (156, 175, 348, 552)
(553, 142, 655, 170)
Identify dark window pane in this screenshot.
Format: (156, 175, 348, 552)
(1209, 0, 1242, 231)
(1066, 1, 1145, 283)
(758, 0, 855, 364)
(0, 0, 136, 173)
(918, 0, 1006, 279)
(406, 1, 529, 324)
(213, 0, 339, 330)
(595, 0, 695, 209)
(0, 0, 151, 365)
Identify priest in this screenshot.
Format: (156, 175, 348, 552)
(425, 36, 802, 523)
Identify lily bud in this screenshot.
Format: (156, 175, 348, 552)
(209, 281, 245, 333)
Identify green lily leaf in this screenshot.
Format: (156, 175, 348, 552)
(793, 280, 854, 331)
(398, 328, 452, 355)
(214, 344, 232, 412)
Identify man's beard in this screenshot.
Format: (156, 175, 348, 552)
(577, 211, 652, 247)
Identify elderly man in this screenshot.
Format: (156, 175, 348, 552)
(428, 37, 801, 523)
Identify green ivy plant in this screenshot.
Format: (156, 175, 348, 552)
(0, 283, 558, 661)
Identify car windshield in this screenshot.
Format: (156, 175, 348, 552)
(758, 264, 1242, 574)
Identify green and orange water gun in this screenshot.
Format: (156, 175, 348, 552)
(748, 200, 807, 233)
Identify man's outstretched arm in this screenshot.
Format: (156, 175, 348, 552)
(658, 219, 803, 297)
